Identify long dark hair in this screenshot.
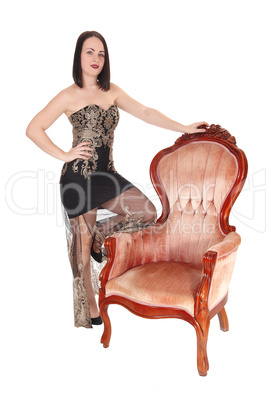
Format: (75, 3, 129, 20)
(72, 31, 110, 91)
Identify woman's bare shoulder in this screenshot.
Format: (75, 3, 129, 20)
(57, 84, 78, 102)
(49, 84, 80, 114)
(110, 82, 123, 94)
(110, 83, 128, 103)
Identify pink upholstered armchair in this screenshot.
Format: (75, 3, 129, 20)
(99, 125, 248, 376)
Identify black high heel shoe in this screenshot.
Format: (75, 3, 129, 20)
(91, 316, 103, 325)
(90, 234, 103, 263)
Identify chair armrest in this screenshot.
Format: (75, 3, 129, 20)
(194, 232, 241, 317)
(207, 232, 241, 311)
(99, 224, 164, 292)
(207, 231, 241, 258)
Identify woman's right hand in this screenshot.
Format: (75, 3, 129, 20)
(63, 142, 93, 162)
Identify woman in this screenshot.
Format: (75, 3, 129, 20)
(26, 31, 208, 329)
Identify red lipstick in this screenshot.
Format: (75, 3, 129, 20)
(91, 64, 99, 69)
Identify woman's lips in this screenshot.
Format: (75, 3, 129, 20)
(91, 64, 99, 69)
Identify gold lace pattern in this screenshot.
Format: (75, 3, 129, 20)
(61, 105, 119, 179)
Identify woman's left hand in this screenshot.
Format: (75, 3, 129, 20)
(183, 122, 209, 134)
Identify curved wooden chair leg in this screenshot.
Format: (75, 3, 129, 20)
(195, 321, 210, 376)
(218, 307, 229, 332)
(100, 300, 112, 348)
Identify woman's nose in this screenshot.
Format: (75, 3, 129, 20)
(93, 53, 103, 62)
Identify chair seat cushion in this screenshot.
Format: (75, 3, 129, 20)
(105, 261, 203, 316)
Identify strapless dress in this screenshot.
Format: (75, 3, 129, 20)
(59, 104, 134, 218)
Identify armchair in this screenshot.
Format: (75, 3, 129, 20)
(99, 125, 248, 376)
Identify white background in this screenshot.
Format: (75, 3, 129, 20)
(1, 0, 270, 400)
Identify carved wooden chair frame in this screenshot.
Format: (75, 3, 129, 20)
(99, 125, 248, 375)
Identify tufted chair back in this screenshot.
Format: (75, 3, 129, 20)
(150, 126, 245, 266)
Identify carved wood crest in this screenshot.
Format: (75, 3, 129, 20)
(176, 124, 237, 145)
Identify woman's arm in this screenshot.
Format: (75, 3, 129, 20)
(26, 90, 92, 162)
(112, 83, 208, 134)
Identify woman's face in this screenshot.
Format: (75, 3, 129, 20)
(81, 36, 105, 78)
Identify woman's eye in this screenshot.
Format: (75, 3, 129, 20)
(87, 51, 93, 55)
(99, 53, 105, 58)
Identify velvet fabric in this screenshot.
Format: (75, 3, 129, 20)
(105, 261, 203, 315)
(157, 142, 238, 266)
(104, 141, 241, 315)
(208, 231, 241, 310)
